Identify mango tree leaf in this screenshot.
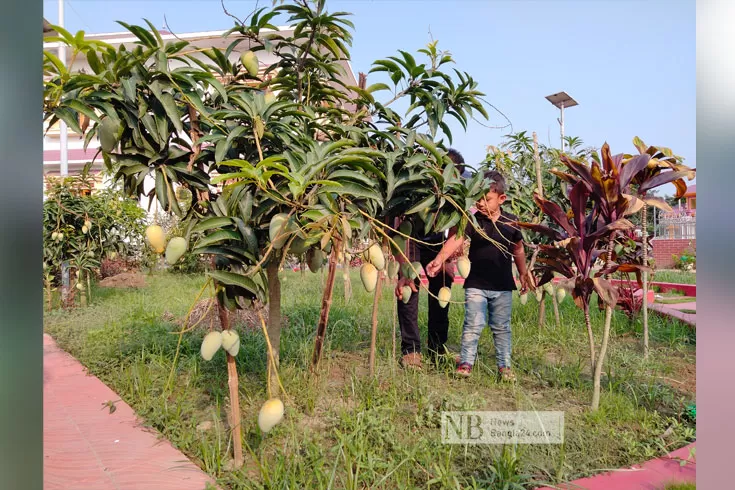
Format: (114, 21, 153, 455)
(207, 270, 259, 295)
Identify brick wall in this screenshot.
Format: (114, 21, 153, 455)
(651, 238, 696, 268)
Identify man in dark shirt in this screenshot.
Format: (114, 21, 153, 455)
(426, 170, 534, 381)
(393, 149, 471, 369)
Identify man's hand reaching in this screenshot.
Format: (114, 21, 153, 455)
(395, 276, 419, 300)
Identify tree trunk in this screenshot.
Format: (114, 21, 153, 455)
(312, 245, 339, 369)
(266, 257, 282, 397)
(392, 301, 397, 374)
(533, 132, 549, 330)
(641, 205, 649, 359)
(343, 254, 352, 303)
(551, 292, 561, 328)
(216, 302, 243, 468)
(538, 292, 546, 329)
(79, 271, 87, 307)
(45, 278, 52, 311)
(583, 303, 596, 374)
(591, 305, 613, 411)
(368, 270, 384, 377)
(533, 131, 543, 197)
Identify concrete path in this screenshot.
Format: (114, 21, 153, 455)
(44, 334, 216, 490)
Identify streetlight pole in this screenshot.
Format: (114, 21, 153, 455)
(558, 101, 564, 152)
(58, 0, 71, 304)
(58, 0, 68, 177)
(545, 91, 578, 153)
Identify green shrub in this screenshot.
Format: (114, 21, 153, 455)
(672, 246, 696, 271)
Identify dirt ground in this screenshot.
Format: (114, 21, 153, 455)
(98, 271, 147, 288)
(163, 298, 282, 332)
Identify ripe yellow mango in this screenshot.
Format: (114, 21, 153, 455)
(200, 331, 223, 361)
(360, 263, 378, 292)
(556, 288, 566, 303)
(365, 243, 385, 271)
(240, 50, 259, 77)
(401, 285, 412, 304)
(258, 397, 285, 433)
(387, 261, 400, 280)
(269, 213, 292, 250)
(438, 287, 451, 308)
(535, 289, 544, 302)
(520, 292, 528, 305)
(456, 257, 471, 279)
(221, 329, 240, 357)
(145, 225, 166, 253)
(165, 236, 188, 265)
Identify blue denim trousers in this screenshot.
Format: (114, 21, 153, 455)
(460, 288, 513, 368)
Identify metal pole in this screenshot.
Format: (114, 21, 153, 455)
(58, 0, 71, 305)
(559, 101, 565, 153)
(58, 0, 68, 178)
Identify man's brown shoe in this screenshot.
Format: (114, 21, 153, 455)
(401, 352, 422, 370)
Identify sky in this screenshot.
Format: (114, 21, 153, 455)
(44, 0, 695, 197)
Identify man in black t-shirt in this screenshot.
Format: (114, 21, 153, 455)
(393, 149, 470, 370)
(426, 170, 534, 382)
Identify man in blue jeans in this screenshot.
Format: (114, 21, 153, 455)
(425, 170, 534, 381)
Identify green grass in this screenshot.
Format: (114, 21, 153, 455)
(44, 270, 696, 489)
(652, 270, 696, 285)
(677, 309, 696, 315)
(662, 482, 695, 490)
(656, 297, 696, 305)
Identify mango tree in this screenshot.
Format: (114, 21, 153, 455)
(41, 9, 359, 466)
(43, 0, 499, 465)
(43, 165, 146, 309)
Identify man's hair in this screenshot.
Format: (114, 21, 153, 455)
(482, 170, 507, 195)
(446, 148, 467, 175)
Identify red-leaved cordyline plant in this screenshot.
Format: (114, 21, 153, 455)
(612, 230, 653, 321)
(517, 177, 650, 410)
(547, 139, 694, 359)
(548, 143, 652, 266)
(623, 137, 696, 358)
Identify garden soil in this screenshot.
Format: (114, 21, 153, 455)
(98, 271, 146, 288)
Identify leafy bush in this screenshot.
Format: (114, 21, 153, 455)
(672, 247, 696, 271)
(43, 166, 147, 303)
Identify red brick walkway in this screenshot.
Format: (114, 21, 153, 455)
(44, 334, 216, 490)
(537, 443, 695, 490)
(649, 302, 696, 327)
